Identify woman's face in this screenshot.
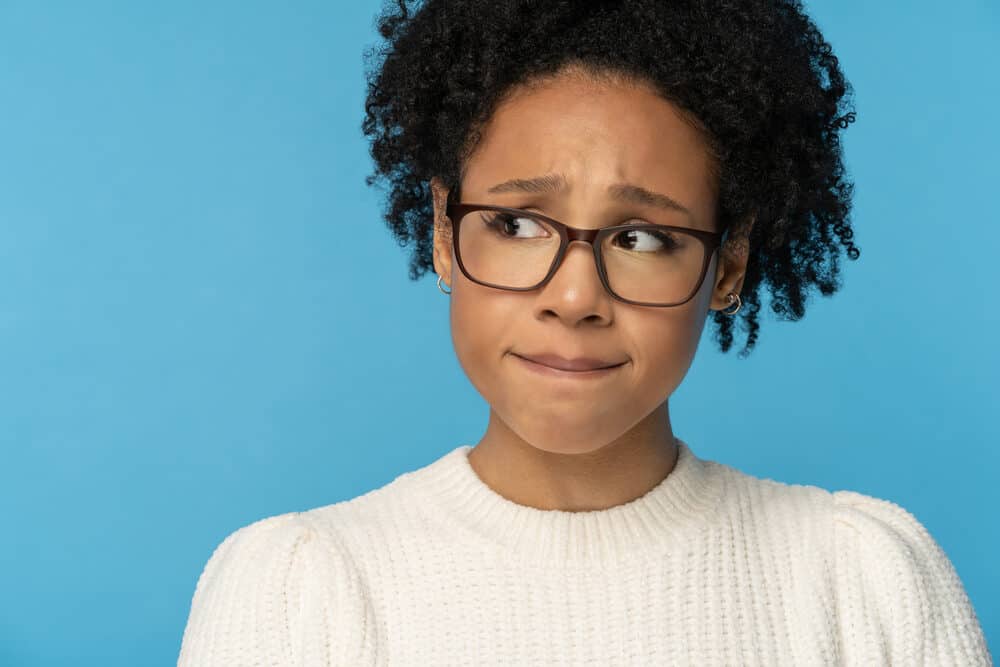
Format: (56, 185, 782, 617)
(431, 67, 751, 456)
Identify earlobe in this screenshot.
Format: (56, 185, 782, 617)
(432, 225, 453, 283)
(710, 213, 754, 311)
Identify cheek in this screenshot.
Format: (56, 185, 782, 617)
(604, 249, 716, 385)
(643, 252, 717, 375)
(449, 285, 517, 398)
(625, 309, 703, 400)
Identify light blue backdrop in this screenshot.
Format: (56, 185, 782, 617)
(1, 1, 996, 664)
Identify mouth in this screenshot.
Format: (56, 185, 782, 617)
(511, 353, 627, 378)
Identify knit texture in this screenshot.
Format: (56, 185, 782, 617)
(177, 439, 992, 665)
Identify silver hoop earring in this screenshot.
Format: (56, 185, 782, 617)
(437, 274, 452, 295)
(722, 292, 741, 316)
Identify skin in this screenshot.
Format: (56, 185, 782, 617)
(430, 63, 754, 512)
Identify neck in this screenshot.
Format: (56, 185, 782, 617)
(467, 401, 678, 512)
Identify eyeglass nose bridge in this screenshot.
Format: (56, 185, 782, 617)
(566, 225, 600, 243)
(540, 224, 609, 292)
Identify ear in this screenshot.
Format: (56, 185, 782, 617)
(430, 176, 454, 289)
(710, 213, 755, 312)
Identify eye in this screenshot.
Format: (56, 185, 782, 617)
(480, 212, 551, 239)
(611, 226, 681, 253)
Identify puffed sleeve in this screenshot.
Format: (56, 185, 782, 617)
(177, 512, 378, 666)
(833, 490, 992, 665)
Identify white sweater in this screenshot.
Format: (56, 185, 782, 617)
(177, 439, 992, 665)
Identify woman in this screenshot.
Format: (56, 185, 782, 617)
(178, 1, 991, 664)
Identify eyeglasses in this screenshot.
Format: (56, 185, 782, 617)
(444, 203, 725, 307)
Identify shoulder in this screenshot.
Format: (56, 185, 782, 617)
(831, 489, 991, 665)
(714, 461, 991, 664)
(830, 488, 973, 609)
(186, 511, 360, 592)
(178, 511, 378, 666)
(831, 488, 968, 599)
(832, 489, 942, 558)
(196, 511, 326, 563)
(189, 510, 360, 589)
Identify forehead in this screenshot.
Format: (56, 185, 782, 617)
(460, 70, 718, 216)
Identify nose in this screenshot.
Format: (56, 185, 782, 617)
(533, 239, 612, 324)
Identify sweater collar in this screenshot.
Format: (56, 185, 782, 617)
(408, 438, 726, 565)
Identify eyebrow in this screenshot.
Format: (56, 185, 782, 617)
(486, 173, 691, 216)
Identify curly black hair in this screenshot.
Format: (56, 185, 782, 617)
(361, 0, 860, 358)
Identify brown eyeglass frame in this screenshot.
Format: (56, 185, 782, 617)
(444, 203, 726, 307)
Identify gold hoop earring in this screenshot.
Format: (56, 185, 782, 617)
(722, 292, 741, 315)
(437, 274, 452, 295)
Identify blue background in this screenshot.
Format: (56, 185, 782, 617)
(1, 1, 996, 664)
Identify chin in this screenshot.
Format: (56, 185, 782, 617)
(509, 416, 625, 455)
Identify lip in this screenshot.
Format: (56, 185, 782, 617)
(511, 352, 627, 378)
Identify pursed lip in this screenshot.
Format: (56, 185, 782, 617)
(512, 352, 627, 372)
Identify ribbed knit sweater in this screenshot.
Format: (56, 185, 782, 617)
(177, 439, 992, 665)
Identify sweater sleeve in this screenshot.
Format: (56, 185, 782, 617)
(833, 490, 992, 666)
(177, 512, 378, 666)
